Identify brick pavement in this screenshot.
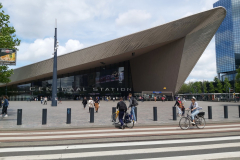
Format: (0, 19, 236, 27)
(0, 100, 239, 130)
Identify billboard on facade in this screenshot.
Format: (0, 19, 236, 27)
(0, 48, 17, 65)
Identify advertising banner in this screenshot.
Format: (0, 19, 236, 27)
(0, 48, 17, 65)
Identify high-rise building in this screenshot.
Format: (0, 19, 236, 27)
(214, 0, 240, 81)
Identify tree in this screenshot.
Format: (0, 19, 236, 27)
(0, 3, 21, 49)
(214, 76, 219, 83)
(235, 67, 240, 92)
(0, 65, 13, 83)
(209, 82, 215, 93)
(0, 3, 20, 84)
(223, 77, 231, 93)
(216, 79, 223, 93)
(203, 81, 208, 93)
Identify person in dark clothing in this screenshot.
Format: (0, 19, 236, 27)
(117, 97, 127, 129)
(82, 97, 87, 109)
(1, 96, 9, 117)
(94, 97, 100, 112)
(174, 97, 184, 116)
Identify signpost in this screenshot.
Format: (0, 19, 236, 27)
(0, 49, 17, 65)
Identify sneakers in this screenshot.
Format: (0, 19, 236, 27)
(4, 114, 8, 117)
(134, 121, 137, 124)
(191, 121, 195, 125)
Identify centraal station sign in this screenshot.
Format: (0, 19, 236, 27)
(29, 87, 132, 92)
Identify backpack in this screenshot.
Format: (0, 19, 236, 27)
(132, 98, 138, 106)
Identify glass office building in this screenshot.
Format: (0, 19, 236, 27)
(214, 0, 240, 81)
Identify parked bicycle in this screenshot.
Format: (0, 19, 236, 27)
(179, 110, 206, 130)
(111, 111, 134, 128)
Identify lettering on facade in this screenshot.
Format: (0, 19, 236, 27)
(28, 87, 132, 92)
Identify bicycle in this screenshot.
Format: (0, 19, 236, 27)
(111, 111, 134, 128)
(179, 110, 206, 130)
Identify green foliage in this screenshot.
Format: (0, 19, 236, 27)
(223, 77, 231, 93)
(178, 83, 190, 94)
(0, 3, 20, 84)
(235, 68, 240, 92)
(216, 79, 223, 93)
(203, 81, 208, 93)
(214, 76, 218, 83)
(0, 65, 13, 83)
(209, 82, 215, 93)
(0, 3, 21, 49)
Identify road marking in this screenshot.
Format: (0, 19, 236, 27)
(1, 136, 240, 153)
(0, 127, 240, 141)
(0, 124, 239, 136)
(131, 151, 240, 160)
(1, 142, 240, 160)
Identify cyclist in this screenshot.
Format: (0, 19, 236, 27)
(116, 97, 127, 129)
(186, 97, 201, 125)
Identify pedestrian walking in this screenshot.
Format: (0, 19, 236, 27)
(82, 97, 87, 109)
(43, 96, 47, 105)
(40, 97, 43, 104)
(88, 97, 94, 112)
(174, 97, 183, 117)
(154, 96, 157, 102)
(94, 97, 100, 113)
(161, 96, 165, 102)
(117, 97, 127, 129)
(0, 96, 9, 117)
(128, 93, 138, 124)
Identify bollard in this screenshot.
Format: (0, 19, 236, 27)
(42, 109, 47, 125)
(112, 107, 116, 122)
(67, 108, 71, 124)
(208, 106, 212, 119)
(224, 106, 228, 118)
(90, 107, 94, 123)
(153, 107, 157, 121)
(238, 105, 240, 118)
(173, 106, 177, 120)
(17, 109, 22, 125)
(134, 107, 137, 121)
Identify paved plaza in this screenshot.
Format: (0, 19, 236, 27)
(0, 100, 240, 130)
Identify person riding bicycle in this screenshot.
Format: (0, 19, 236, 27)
(117, 97, 127, 129)
(186, 97, 201, 125)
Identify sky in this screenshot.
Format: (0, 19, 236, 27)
(1, 0, 219, 83)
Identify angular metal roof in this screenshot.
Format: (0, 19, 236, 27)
(1, 7, 226, 94)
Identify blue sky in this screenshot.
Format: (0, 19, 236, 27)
(2, 0, 218, 82)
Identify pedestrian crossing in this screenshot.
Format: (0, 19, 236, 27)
(0, 124, 240, 159)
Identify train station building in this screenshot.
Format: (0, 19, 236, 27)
(0, 7, 226, 101)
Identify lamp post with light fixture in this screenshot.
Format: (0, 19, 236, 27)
(51, 19, 58, 107)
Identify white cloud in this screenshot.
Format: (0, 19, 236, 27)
(16, 38, 84, 65)
(116, 10, 151, 27)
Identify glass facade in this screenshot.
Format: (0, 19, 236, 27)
(2, 61, 133, 101)
(214, 0, 240, 81)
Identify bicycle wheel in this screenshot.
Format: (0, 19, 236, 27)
(179, 117, 190, 130)
(111, 113, 117, 122)
(196, 117, 206, 129)
(126, 120, 134, 128)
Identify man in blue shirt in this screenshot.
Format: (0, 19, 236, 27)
(1, 96, 9, 117)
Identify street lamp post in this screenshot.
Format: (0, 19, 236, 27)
(51, 19, 58, 107)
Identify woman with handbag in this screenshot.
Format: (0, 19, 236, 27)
(88, 97, 94, 113)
